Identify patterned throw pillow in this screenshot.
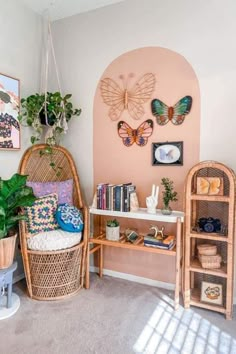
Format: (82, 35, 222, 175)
(55, 204, 84, 233)
(26, 179, 73, 205)
(25, 194, 59, 234)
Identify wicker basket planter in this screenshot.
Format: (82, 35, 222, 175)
(0, 234, 17, 269)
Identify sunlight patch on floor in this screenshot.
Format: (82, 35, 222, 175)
(133, 293, 236, 354)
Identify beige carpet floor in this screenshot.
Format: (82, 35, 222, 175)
(0, 273, 236, 354)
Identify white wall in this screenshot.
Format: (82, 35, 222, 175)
(0, 0, 43, 177)
(51, 0, 236, 298)
(0, 0, 42, 278)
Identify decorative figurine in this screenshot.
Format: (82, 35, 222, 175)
(146, 184, 159, 214)
(149, 225, 165, 240)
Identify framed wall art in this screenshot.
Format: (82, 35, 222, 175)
(201, 281, 223, 306)
(152, 141, 183, 166)
(0, 72, 20, 150)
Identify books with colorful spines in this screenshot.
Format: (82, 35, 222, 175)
(144, 235, 176, 249)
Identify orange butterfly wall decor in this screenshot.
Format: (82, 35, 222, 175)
(117, 119, 153, 147)
(100, 73, 156, 121)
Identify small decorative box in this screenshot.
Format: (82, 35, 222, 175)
(197, 244, 217, 256)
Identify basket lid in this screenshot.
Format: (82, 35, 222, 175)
(197, 244, 217, 250)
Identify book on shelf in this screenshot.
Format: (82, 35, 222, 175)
(123, 183, 135, 212)
(144, 235, 176, 250)
(144, 241, 176, 250)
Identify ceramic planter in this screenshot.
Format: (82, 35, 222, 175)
(0, 234, 17, 269)
(106, 226, 120, 241)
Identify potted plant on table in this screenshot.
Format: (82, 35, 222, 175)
(161, 177, 178, 215)
(0, 174, 36, 269)
(106, 219, 120, 241)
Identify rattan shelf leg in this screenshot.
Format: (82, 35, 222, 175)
(99, 245, 104, 278)
(175, 217, 181, 310)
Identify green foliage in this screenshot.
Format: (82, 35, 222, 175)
(18, 91, 81, 147)
(0, 174, 36, 239)
(161, 177, 178, 208)
(106, 219, 119, 227)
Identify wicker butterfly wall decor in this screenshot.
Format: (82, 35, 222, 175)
(117, 119, 153, 147)
(100, 73, 156, 121)
(151, 95, 192, 125)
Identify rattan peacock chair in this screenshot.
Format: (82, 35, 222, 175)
(18, 144, 88, 300)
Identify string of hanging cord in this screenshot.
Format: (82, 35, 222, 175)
(40, 9, 68, 133)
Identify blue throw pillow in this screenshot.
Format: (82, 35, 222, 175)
(56, 203, 84, 233)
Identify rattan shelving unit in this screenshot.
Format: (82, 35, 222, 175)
(184, 161, 235, 319)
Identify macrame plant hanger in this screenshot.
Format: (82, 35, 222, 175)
(41, 15, 68, 144)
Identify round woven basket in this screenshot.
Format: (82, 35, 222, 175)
(27, 243, 83, 300)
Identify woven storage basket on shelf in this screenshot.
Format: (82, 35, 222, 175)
(198, 254, 222, 269)
(18, 144, 88, 301)
(197, 244, 217, 256)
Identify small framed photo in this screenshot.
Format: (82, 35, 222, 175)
(152, 141, 183, 166)
(201, 281, 223, 305)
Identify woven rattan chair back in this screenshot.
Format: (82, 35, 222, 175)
(18, 144, 88, 300)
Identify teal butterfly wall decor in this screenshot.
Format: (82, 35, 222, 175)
(151, 96, 192, 125)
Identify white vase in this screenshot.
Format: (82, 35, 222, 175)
(106, 226, 120, 241)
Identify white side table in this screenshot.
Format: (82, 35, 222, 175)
(0, 262, 20, 320)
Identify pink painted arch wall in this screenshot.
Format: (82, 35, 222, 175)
(93, 47, 200, 284)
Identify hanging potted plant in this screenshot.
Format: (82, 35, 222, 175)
(161, 177, 178, 215)
(18, 92, 81, 176)
(0, 174, 36, 269)
(18, 91, 81, 146)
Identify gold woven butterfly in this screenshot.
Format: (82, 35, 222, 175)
(197, 177, 222, 195)
(100, 73, 156, 121)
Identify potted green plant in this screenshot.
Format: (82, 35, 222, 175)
(18, 91, 81, 146)
(0, 173, 36, 269)
(106, 219, 120, 241)
(161, 177, 178, 215)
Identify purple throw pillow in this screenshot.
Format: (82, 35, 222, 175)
(27, 179, 73, 205)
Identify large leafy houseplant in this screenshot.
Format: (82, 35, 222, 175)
(18, 92, 81, 146)
(0, 173, 36, 268)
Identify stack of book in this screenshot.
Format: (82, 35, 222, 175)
(96, 183, 136, 212)
(144, 235, 176, 250)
